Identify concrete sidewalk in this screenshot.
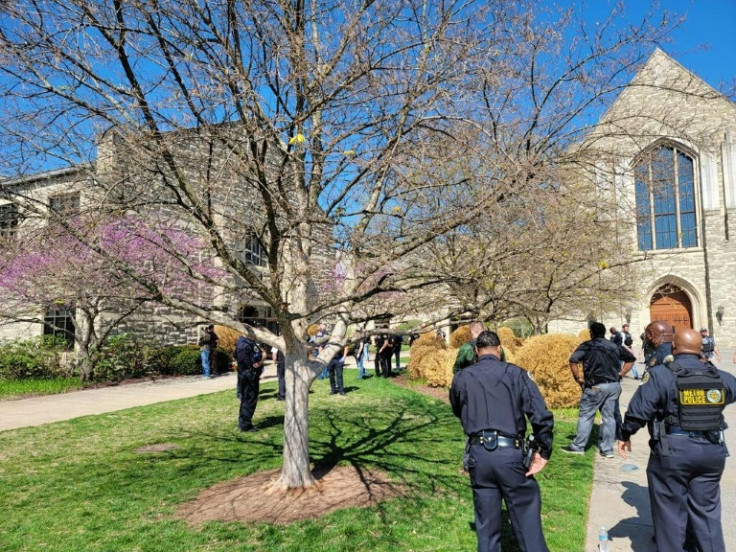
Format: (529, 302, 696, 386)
(584, 347, 736, 552)
(0, 365, 278, 432)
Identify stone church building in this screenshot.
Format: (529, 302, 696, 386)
(550, 49, 736, 347)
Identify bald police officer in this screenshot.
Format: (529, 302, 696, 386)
(643, 320, 673, 368)
(450, 331, 554, 552)
(618, 328, 736, 552)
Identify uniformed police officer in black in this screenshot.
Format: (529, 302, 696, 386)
(450, 331, 554, 552)
(618, 328, 736, 552)
(643, 320, 673, 368)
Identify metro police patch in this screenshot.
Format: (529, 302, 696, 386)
(641, 372, 650, 384)
(679, 388, 725, 406)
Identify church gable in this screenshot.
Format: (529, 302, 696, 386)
(588, 48, 736, 157)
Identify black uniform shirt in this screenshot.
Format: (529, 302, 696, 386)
(449, 354, 555, 459)
(645, 342, 672, 368)
(569, 337, 636, 387)
(620, 353, 736, 442)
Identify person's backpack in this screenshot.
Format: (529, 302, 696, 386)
(234, 337, 262, 366)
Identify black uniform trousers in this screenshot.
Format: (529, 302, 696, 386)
(380, 350, 392, 377)
(276, 360, 286, 400)
(646, 435, 727, 552)
(237, 368, 261, 430)
(328, 358, 344, 394)
(467, 444, 548, 552)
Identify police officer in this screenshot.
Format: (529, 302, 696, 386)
(643, 320, 673, 368)
(700, 327, 721, 363)
(234, 336, 264, 432)
(618, 328, 736, 552)
(450, 331, 554, 552)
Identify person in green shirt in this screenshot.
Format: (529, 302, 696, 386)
(453, 321, 508, 372)
(453, 321, 486, 373)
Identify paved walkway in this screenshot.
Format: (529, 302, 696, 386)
(584, 347, 736, 552)
(2, 351, 735, 551)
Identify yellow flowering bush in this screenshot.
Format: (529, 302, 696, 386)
(450, 325, 471, 348)
(513, 333, 584, 408)
(214, 325, 241, 354)
(497, 326, 523, 353)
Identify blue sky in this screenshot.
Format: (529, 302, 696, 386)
(575, 0, 735, 92)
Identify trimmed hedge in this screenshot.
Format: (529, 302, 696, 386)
(148, 344, 231, 377)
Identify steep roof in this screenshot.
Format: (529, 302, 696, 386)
(581, 48, 736, 155)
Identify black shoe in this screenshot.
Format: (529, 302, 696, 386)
(240, 425, 259, 433)
(561, 445, 584, 455)
(600, 450, 615, 458)
(276, 396, 285, 401)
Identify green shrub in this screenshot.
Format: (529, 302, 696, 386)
(148, 344, 231, 376)
(0, 337, 69, 380)
(90, 334, 148, 382)
(396, 319, 421, 332)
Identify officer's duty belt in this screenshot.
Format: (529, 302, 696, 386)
(468, 432, 521, 448)
(665, 426, 707, 438)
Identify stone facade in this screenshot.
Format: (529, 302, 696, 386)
(550, 49, 736, 347)
(0, 126, 335, 347)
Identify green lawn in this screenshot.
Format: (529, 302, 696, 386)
(0, 378, 593, 551)
(0, 377, 83, 399)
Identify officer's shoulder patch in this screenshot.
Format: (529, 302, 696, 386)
(648, 357, 658, 367)
(641, 372, 650, 384)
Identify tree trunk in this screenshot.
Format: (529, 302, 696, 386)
(273, 355, 317, 489)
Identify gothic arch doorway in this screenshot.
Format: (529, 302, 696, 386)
(649, 284, 693, 333)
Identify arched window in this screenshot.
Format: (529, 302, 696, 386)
(634, 145, 697, 250)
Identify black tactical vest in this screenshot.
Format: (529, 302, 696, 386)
(667, 360, 726, 432)
(702, 337, 715, 354)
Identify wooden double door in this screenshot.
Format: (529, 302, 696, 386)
(649, 285, 693, 333)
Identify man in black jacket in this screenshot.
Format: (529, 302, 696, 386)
(563, 322, 635, 458)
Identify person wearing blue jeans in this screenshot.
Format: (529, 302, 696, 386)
(199, 325, 218, 379)
(355, 334, 369, 379)
(563, 321, 635, 457)
(328, 346, 348, 395)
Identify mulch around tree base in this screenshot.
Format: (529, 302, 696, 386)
(176, 373, 442, 526)
(177, 465, 405, 525)
(391, 372, 450, 404)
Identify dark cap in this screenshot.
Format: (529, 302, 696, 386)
(700, 327, 708, 332)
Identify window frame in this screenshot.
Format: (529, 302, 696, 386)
(244, 233, 268, 267)
(43, 304, 76, 349)
(48, 191, 81, 215)
(0, 203, 21, 238)
(633, 143, 698, 251)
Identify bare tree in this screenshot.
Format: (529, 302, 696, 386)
(0, 0, 692, 490)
